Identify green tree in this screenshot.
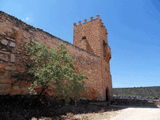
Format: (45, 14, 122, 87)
(12, 40, 87, 103)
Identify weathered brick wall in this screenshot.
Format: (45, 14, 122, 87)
(0, 11, 111, 100)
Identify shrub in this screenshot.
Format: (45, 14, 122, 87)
(12, 40, 87, 104)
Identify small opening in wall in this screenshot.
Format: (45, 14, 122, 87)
(82, 36, 86, 40)
(103, 41, 107, 58)
(106, 88, 109, 101)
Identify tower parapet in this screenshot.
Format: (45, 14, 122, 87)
(73, 15, 110, 59)
(73, 15, 103, 27)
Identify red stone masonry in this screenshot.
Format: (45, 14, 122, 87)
(0, 11, 112, 101)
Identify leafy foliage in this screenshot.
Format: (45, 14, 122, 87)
(12, 40, 87, 103)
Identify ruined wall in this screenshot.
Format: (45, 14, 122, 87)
(0, 11, 108, 100)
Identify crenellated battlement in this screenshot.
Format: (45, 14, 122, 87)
(73, 15, 108, 35)
(73, 15, 103, 27)
(73, 14, 110, 60)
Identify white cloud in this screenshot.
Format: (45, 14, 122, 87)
(25, 17, 30, 21)
(22, 17, 31, 22)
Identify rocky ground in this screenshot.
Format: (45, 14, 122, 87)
(0, 95, 159, 120)
(0, 95, 121, 120)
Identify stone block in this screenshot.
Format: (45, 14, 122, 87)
(21, 88, 28, 94)
(0, 84, 11, 94)
(1, 32, 6, 36)
(0, 54, 8, 62)
(0, 50, 10, 54)
(13, 26, 19, 31)
(0, 77, 11, 84)
(1, 39, 8, 46)
(10, 54, 15, 63)
(1, 48, 7, 51)
(6, 37, 15, 41)
(9, 42, 16, 47)
(13, 86, 20, 90)
(5, 66, 16, 71)
(10, 86, 21, 95)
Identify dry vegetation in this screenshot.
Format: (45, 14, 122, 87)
(113, 86, 160, 99)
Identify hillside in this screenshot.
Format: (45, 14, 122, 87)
(113, 86, 160, 99)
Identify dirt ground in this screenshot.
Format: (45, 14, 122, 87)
(0, 95, 159, 120)
(109, 107, 160, 120)
(0, 95, 121, 120)
(67, 109, 118, 120)
(31, 106, 160, 120)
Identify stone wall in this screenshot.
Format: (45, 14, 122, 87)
(0, 11, 112, 101)
(73, 15, 112, 100)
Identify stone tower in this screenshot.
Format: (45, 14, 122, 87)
(73, 15, 112, 100)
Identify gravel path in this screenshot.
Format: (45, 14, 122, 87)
(110, 107, 160, 120)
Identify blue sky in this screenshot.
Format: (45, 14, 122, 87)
(0, 0, 160, 88)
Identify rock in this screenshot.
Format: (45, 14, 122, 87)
(13, 86, 19, 90)
(1, 32, 6, 36)
(10, 54, 15, 63)
(5, 66, 16, 71)
(0, 50, 10, 54)
(1, 48, 7, 51)
(0, 54, 8, 61)
(1, 39, 8, 46)
(0, 77, 11, 84)
(5, 37, 15, 41)
(10, 86, 21, 95)
(0, 84, 10, 94)
(13, 26, 19, 31)
(9, 42, 16, 47)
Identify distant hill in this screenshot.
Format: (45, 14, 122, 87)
(113, 86, 160, 99)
